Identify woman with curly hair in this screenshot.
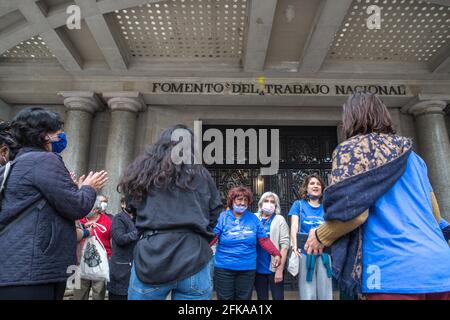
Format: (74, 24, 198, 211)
(121, 124, 223, 300)
(289, 175, 333, 300)
(211, 186, 282, 300)
(0, 107, 107, 300)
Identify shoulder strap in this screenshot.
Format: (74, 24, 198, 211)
(298, 200, 304, 229)
(0, 159, 18, 207)
(0, 152, 38, 203)
(0, 153, 47, 234)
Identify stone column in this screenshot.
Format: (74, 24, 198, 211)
(58, 91, 103, 177)
(103, 92, 146, 213)
(408, 100, 450, 221)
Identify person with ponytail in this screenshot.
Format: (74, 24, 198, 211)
(288, 175, 333, 300)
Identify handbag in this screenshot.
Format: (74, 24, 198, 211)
(287, 249, 299, 277)
(80, 223, 110, 282)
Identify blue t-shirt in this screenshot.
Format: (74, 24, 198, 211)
(362, 152, 450, 294)
(256, 214, 275, 275)
(214, 210, 267, 271)
(288, 199, 325, 234)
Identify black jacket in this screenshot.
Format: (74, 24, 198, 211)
(107, 211, 138, 296)
(0, 147, 96, 286)
(133, 169, 223, 285)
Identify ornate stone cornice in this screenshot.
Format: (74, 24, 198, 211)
(407, 100, 447, 117)
(58, 91, 104, 114)
(102, 92, 146, 113)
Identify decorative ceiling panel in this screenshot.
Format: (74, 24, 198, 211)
(111, 0, 248, 59)
(0, 35, 56, 59)
(327, 0, 450, 63)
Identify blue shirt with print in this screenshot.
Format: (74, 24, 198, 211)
(362, 152, 450, 294)
(288, 199, 325, 234)
(256, 214, 275, 275)
(214, 210, 267, 271)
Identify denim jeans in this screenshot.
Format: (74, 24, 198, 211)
(214, 268, 256, 300)
(128, 261, 213, 300)
(254, 273, 284, 300)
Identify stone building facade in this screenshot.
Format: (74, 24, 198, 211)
(0, 0, 449, 219)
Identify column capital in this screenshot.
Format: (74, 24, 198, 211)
(407, 100, 447, 117)
(102, 92, 146, 113)
(58, 91, 104, 114)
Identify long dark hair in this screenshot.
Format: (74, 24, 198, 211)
(118, 124, 208, 202)
(342, 92, 395, 140)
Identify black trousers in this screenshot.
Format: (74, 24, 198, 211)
(0, 282, 66, 300)
(254, 273, 284, 300)
(214, 268, 256, 300)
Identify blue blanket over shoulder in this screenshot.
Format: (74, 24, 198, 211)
(322, 133, 412, 296)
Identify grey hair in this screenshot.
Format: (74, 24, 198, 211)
(91, 195, 106, 212)
(257, 191, 281, 215)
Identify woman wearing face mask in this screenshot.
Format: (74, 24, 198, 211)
(74, 195, 113, 300)
(288, 175, 332, 300)
(254, 192, 290, 300)
(107, 195, 138, 300)
(0, 121, 19, 166)
(211, 187, 282, 300)
(0, 107, 108, 300)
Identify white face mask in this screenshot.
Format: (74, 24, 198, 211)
(261, 202, 275, 215)
(100, 202, 108, 211)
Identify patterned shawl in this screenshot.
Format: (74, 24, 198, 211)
(323, 133, 413, 296)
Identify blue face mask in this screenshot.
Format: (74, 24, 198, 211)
(307, 193, 321, 201)
(51, 132, 67, 154)
(233, 204, 247, 214)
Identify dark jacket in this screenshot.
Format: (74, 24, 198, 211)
(107, 211, 138, 296)
(0, 147, 96, 286)
(134, 169, 223, 285)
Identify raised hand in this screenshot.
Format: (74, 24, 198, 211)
(81, 170, 108, 192)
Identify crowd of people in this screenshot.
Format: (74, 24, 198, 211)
(0, 93, 449, 300)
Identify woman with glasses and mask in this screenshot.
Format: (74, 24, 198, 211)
(74, 195, 113, 300)
(254, 192, 289, 300)
(211, 187, 282, 300)
(0, 107, 107, 300)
